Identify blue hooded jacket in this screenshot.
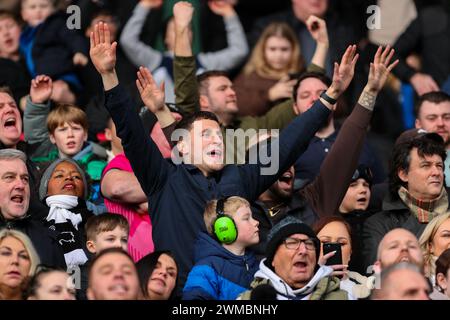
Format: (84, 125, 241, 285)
(182, 232, 259, 300)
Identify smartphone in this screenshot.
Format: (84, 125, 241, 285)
(323, 242, 343, 266)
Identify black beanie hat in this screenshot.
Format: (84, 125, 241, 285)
(265, 216, 320, 267)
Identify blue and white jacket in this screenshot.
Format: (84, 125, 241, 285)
(182, 232, 259, 300)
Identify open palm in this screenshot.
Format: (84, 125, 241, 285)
(331, 45, 359, 94)
(89, 22, 117, 75)
(366, 45, 399, 92)
(136, 67, 165, 113)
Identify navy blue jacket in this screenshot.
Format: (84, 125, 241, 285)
(20, 11, 88, 80)
(294, 130, 385, 185)
(104, 84, 331, 291)
(182, 232, 258, 300)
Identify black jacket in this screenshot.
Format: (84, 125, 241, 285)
(393, 5, 450, 85)
(250, 194, 317, 260)
(25, 11, 88, 79)
(0, 214, 66, 268)
(361, 190, 450, 272)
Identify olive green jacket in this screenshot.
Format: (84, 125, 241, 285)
(173, 56, 297, 131)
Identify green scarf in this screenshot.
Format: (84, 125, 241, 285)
(398, 187, 448, 223)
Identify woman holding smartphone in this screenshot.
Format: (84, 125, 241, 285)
(313, 216, 373, 299)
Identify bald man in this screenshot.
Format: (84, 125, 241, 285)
(373, 228, 424, 273)
(371, 262, 430, 300)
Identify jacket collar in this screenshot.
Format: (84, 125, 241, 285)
(254, 259, 333, 299)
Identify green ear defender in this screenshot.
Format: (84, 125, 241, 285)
(213, 197, 238, 244)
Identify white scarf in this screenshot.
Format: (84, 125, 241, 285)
(46, 195, 88, 268)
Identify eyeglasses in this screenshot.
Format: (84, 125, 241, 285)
(283, 237, 317, 251)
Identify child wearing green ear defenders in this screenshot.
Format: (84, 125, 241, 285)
(182, 196, 260, 300)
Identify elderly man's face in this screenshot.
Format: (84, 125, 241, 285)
(0, 158, 30, 220)
(398, 148, 444, 201)
(271, 233, 317, 289)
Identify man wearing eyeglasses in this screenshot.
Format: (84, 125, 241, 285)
(239, 216, 350, 300)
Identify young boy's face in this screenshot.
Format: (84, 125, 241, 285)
(87, 226, 129, 255)
(233, 205, 259, 246)
(0, 17, 21, 58)
(21, 0, 54, 27)
(49, 122, 87, 158)
(339, 178, 371, 213)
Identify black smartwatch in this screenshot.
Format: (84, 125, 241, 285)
(320, 91, 337, 105)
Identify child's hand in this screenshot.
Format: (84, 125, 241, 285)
(73, 52, 89, 66)
(30, 75, 53, 104)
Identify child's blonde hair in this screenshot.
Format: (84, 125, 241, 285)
(203, 196, 250, 236)
(47, 104, 88, 134)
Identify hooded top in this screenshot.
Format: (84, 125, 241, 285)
(239, 259, 349, 300)
(182, 232, 259, 300)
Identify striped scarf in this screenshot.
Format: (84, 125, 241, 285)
(398, 187, 448, 223)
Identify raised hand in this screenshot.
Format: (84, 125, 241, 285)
(89, 22, 117, 75)
(173, 1, 194, 30)
(30, 75, 53, 104)
(139, 0, 163, 9)
(136, 66, 166, 114)
(208, 0, 236, 18)
(365, 45, 399, 93)
(329, 45, 359, 97)
(306, 15, 328, 45)
(73, 52, 89, 66)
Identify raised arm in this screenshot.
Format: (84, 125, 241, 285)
(136, 66, 176, 128)
(197, 1, 248, 70)
(306, 15, 329, 70)
(90, 22, 172, 196)
(173, 2, 200, 114)
(24, 75, 53, 144)
(119, 1, 164, 71)
(101, 169, 148, 204)
(241, 45, 360, 201)
(305, 46, 399, 218)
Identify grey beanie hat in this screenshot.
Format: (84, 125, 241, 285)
(265, 216, 320, 267)
(38, 158, 89, 201)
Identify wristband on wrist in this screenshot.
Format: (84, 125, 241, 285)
(320, 91, 337, 105)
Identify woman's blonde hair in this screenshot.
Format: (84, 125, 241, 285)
(203, 196, 250, 236)
(419, 212, 450, 278)
(0, 229, 40, 277)
(243, 22, 303, 79)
